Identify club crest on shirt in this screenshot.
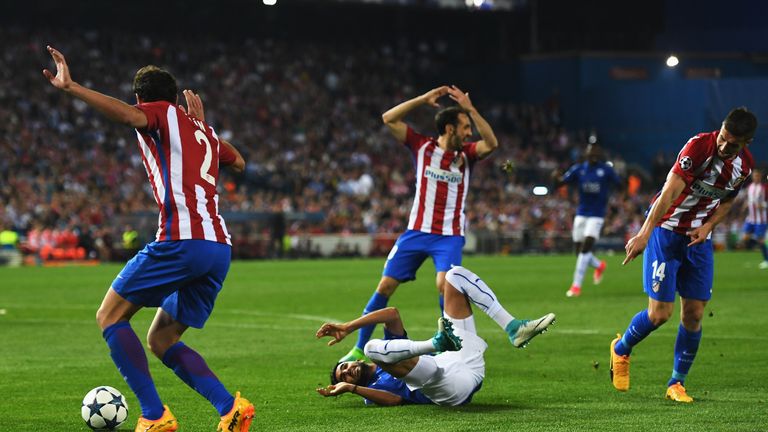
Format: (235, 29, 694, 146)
(679, 156, 693, 171)
(597, 168, 604, 177)
(732, 174, 747, 188)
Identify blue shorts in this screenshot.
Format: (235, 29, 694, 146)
(643, 227, 713, 303)
(112, 240, 231, 328)
(742, 222, 767, 239)
(383, 230, 464, 282)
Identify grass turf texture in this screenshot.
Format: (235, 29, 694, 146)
(0, 252, 766, 431)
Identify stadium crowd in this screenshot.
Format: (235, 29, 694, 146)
(1, 27, 737, 263)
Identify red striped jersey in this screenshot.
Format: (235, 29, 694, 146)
(134, 101, 236, 244)
(404, 127, 479, 236)
(745, 182, 768, 224)
(657, 131, 753, 233)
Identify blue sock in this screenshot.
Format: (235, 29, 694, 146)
(354, 292, 389, 351)
(667, 324, 702, 387)
(103, 322, 164, 420)
(162, 342, 235, 416)
(614, 309, 658, 356)
(760, 243, 768, 261)
(438, 294, 444, 313)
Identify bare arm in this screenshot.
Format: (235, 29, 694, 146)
(315, 307, 404, 346)
(181, 90, 245, 173)
(446, 85, 498, 159)
(43, 46, 147, 129)
(382, 86, 449, 143)
(316, 382, 403, 406)
(686, 196, 736, 246)
(623, 171, 687, 264)
(220, 139, 245, 173)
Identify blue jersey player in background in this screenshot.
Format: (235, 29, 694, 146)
(553, 144, 622, 297)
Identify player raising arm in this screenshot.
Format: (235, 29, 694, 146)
(612, 107, 757, 403)
(44, 46, 252, 432)
(338, 85, 499, 362)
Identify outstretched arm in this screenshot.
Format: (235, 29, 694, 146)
(315, 307, 404, 346)
(382, 86, 449, 143)
(446, 85, 498, 159)
(623, 171, 687, 264)
(316, 383, 403, 406)
(43, 46, 147, 129)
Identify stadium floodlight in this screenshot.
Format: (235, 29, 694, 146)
(532, 186, 548, 196)
(263, 0, 277, 5)
(666, 55, 679, 67)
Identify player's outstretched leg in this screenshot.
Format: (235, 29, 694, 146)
(611, 309, 660, 391)
(364, 317, 462, 364)
(505, 313, 556, 348)
(445, 266, 555, 348)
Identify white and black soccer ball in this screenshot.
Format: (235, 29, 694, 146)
(81, 386, 129, 430)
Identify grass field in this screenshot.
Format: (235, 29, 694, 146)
(1, 252, 767, 431)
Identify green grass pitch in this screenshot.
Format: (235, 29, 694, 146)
(1, 252, 766, 431)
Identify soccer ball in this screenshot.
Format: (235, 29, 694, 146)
(81, 386, 129, 430)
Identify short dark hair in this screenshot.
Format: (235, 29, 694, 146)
(132, 65, 178, 103)
(330, 362, 343, 385)
(724, 107, 758, 140)
(435, 106, 468, 135)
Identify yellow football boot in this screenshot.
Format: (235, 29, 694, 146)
(609, 333, 630, 391)
(217, 392, 255, 432)
(665, 382, 693, 403)
(135, 405, 178, 432)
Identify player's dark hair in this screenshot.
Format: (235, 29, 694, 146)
(435, 106, 468, 135)
(724, 107, 758, 140)
(330, 362, 343, 385)
(132, 65, 178, 104)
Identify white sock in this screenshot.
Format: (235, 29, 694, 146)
(572, 253, 589, 287)
(402, 355, 439, 387)
(445, 266, 515, 330)
(364, 338, 435, 364)
(588, 252, 602, 268)
(444, 312, 477, 334)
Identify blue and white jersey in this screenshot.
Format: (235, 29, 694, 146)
(365, 368, 433, 406)
(364, 327, 433, 405)
(562, 161, 621, 218)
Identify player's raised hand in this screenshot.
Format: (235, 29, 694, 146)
(422, 86, 449, 108)
(446, 85, 474, 111)
(315, 322, 350, 346)
(181, 89, 205, 121)
(623, 233, 648, 265)
(42, 45, 74, 91)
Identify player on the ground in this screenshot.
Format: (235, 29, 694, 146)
(613, 107, 757, 403)
(552, 143, 621, 297)
(44, 46, 254, 431)
(339, 85, 499, 362)
(740, 168, 768, 268)
(316, 265, 555, 406)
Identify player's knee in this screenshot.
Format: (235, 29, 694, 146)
(445, 266, 465, 286)
(376, 278, 399, 297)
(145, 333, 171, 359)
(363, 341, 382, 363)
(648, 310, 671, 327)
(96, 305, 117, 330)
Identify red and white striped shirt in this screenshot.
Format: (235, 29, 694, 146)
(404, 127, 479, 236)
(657, 131, 753, 234)
(745, 182, 768, 224)
(135, 101, 236, 245)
